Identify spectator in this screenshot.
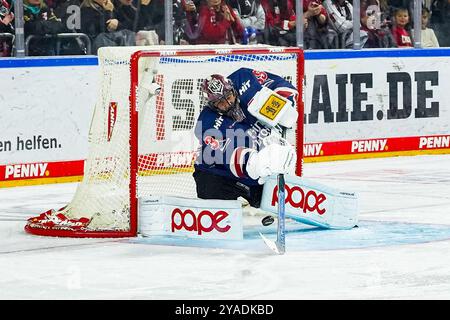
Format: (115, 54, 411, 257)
(259, 0, 281, 45)
(23, 0, 66, 56)
(361, 0, 388, 30)
(228, 0, 266, 44)
(416, 6, 439, 47)
(138, 0, 165, 42)
(260, 0, 299, 46)
(80, 0, 135, 53)
(323, 0, 368, 48)
(52, 0, 91, 55)
(0, 0, 14, 56)
(184, 0, 244, 44)
(109, 0, 166, 45)
(0, 0, 14, 31)
(388, 0, 413, 14)
(53, 0, 82, 29)
(361, 0, 396, 48)
(112, 0, 136, 31)
(172, 0, 190, 44)
(391, 6, 413, 47)
(179, 0, 200, 44)
(303, 0, 335, 49)
(429, 0, 450, 47)
(80, 0, 117, 37)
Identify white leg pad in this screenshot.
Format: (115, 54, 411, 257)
(260, 175, 359, 230)
(139, 196, 243, 240)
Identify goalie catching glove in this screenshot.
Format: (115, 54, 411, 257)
(246, 143, 296, 184)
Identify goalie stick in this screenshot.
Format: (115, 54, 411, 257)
(260, 126, 287, 255)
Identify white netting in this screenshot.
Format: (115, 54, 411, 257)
(34, 45, 302, 235)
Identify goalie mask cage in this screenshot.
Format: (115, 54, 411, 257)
(25, 45, 304, 238)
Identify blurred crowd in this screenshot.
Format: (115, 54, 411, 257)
(1, 0, 450, 56)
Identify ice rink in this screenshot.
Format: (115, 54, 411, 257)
(1, 154, 450, 300)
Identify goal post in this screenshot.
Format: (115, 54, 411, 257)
(24, 45, 305, 238)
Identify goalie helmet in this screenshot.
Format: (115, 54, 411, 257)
(201, 74, 245, 122)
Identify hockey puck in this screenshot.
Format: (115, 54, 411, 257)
(261, 215, 275, 226)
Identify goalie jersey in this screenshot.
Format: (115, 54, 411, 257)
(194, 67, 298, 186)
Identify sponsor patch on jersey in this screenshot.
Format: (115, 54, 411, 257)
(204, 136, 220, 150)
(252, 70, 268, 84)
(259, 94, 286, 120)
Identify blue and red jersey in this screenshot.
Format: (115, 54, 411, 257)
(194, 67, 298, 185)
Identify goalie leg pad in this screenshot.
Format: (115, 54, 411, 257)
(260, 175, 359, 230)
(139, 196, 243, 240)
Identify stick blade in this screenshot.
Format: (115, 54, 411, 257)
(259, 232, 284, 255)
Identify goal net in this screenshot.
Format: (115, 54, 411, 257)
(25, 45, 304, 237)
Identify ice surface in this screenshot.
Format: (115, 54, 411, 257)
(1, 155, 450, 299)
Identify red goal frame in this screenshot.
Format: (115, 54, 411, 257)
(25, 47, 304, 238)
